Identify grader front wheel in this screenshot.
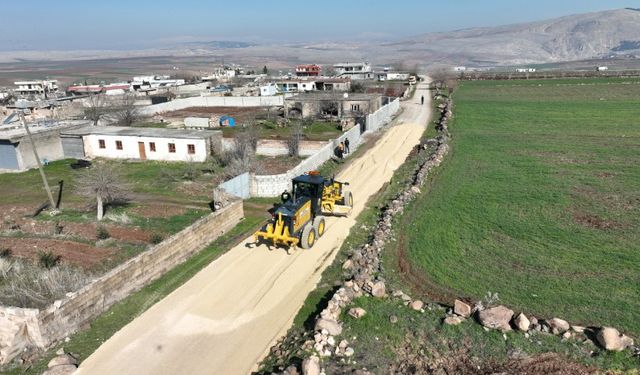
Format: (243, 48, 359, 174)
(343, 190, 354, 207)
(300, 224, 316, 249)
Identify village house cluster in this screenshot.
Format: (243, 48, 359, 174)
(0, 61, 414, 172)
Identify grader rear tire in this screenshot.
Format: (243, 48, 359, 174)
(313, 216, 326, 237)
(300, 224, 316, 249)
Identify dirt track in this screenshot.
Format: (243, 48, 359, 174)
(77, 80, 432, 375)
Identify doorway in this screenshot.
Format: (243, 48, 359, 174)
(138, 142, 146, 160)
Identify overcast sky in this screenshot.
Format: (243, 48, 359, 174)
(0, 0, 638, 51)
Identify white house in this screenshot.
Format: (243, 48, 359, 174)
(453, 66, 467, 72)
(597, 66, 609, 71)
(516, 68, 536, 73)
(333, 62, 374, 80)
(60, 126, 222, 162)
(14, 80, 59, 96)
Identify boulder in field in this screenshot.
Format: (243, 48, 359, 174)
(596, 327, 633, 351)
(302, 355, 321, 375)
(410, 300, 424, 311)
(454, 300, 472, 318)
(547, 318, 570, 334)
(348, 307, 367, 319)
(478, 305, 514, 331)
(444, 315, 464, 326)
(514, 313, 530, 332)
(315, 318, 342, 336)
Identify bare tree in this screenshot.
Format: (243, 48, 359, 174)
(287, 123, 304, 157)
(75, 163, 131, 221)
(110, 94, 140, 126)
(219, 126, 259, 177)
(83, 94, 110, 126)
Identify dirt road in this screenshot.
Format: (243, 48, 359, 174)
(77, 80, 432, 375)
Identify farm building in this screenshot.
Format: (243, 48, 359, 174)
(60, 126, 222, 162)
(284, 92, 382, 129)
(0, 121, 87, 171)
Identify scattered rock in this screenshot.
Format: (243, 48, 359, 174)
(348, 307, 367, 319)
(327, 336, 336, 346)
(411, 186, 421, 194)
(354, 370, 374, 375)
(453, 299, 472, 318)
(444, 315, 464, 325)
(370, 281, 386, 298)
(410, 300, 424, 311)
(547, 318, 570, 334)
(571, 325, 585, 333)
(514, 313, 530, 332)
(315, 319, 342, 336)
(47, 354, 77, 368)
(477, 305, 514, 331)
(302, 355, 321, 375)
(342, 259, 353, 270)
(389, 315, 398, 324)
(596, 327, 626, 351)
(344, 347, 355, 357)
(621, 335, 634, 349)
(562, 331, 572, 339)
(42, 365, 77, 375)
(283, 365, 299, 375)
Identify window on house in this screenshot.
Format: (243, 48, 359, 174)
(187, 144, 195, 154)
(149, 142, 156, 152)
(116, 140, 123, 150)
(168, 143, 176, 153)
(98, 139, 106, 149)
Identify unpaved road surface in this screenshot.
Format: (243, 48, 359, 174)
(77, 80, 432, 375)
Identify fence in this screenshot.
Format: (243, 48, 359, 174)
(138, 96, 285, 116)
(0, 200, 244, 365)
(219, 98, 400, 198)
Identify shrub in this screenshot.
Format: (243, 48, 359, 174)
(38, 250, 61, 269)
(0, 259, 91, 308)
(96, 225, 110, 240)
(0, 248, 11, 258)
(150, 233, 164, 245)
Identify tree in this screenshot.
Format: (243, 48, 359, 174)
(83, 94, 110, 126)
(350, 81, 366, 93)
(75, 163, 131, 221)
(110, 94, 140, 126)
(262, 65, 268, 75)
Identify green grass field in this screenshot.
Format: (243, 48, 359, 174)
(398, 78, 640, 336)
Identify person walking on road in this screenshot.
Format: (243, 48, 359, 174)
(344, 138, 350, 154)
(421, 95, 425, 105)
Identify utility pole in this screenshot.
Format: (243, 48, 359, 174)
(19, 112, 57, 214)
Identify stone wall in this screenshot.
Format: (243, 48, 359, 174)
(0, 200, 244, 365)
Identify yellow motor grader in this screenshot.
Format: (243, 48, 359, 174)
(254, 171, 353, 250)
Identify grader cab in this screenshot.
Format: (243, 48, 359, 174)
(254, 171, 353, 251)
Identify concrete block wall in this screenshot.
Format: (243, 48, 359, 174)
(138, 96, 285, 116)
(0, 200, 244, 365)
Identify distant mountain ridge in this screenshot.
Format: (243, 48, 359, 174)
(391, 8, 640, 66)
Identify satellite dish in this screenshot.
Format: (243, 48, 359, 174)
(343, 93, 349, 99)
